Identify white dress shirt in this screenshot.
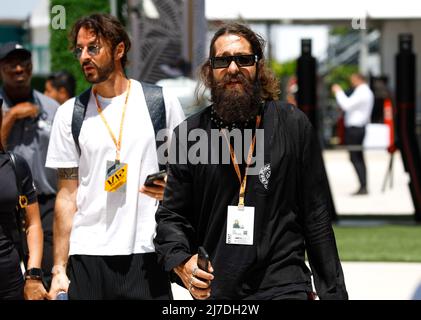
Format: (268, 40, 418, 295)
(335, 83, 374, 127)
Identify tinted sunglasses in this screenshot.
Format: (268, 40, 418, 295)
(210, 54, 258, 69)
(73, 45, 101, 59)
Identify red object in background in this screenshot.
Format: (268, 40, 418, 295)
(383, 98, 396, 153)
(337, 113, 345, 145)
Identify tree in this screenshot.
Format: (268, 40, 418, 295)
(324, 64, 359, 94)
(50, 1, 111, 94)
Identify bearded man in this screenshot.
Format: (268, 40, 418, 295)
(154, 23, 348, 300)
(45, 13, 184, 300)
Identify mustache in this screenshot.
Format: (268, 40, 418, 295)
(215, 72, 252, 89)
(82, 61, 97, 69)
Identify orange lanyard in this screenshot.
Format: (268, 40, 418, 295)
(93, 80, 131, 162)
(222, 115, 261, 209)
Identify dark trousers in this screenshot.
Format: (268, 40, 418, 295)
(38, 194, 55, 288)
(67, 253, 172, 300)
(0, 248, 24, 300)
(345, 126, 367, 189)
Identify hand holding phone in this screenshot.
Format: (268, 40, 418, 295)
(56, 291, 68, 300)
(144, 170, 166, 187)
(197, 246, 210, 272)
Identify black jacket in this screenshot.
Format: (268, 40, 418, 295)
(154, 101, 348, 300)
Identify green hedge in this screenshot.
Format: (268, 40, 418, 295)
(49, 0, 111, 95)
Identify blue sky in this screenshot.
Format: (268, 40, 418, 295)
(0, 0, 40, 21)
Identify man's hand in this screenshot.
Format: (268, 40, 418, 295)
(331, 84, 342, 95)
(24, 279, 48, 300)
(47, 265, 70, 300)
(139, 176, 167, 201)
(11, 102, 39, 120)
(174, 254, 214, 300)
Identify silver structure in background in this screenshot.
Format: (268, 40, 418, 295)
(127, 0, 206, 83)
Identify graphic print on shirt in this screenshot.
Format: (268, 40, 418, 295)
(258, 163, 271, 190)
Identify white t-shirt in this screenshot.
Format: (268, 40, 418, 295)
(46, 80, 185, 255)
(335, 83, 374, 127)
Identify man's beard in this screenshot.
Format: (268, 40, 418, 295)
(211, 73, 261, 123)
(82, 59, 115, 84)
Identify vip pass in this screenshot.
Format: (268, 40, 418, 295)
(105, 161, 128, 192)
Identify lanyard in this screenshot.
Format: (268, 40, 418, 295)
(222, 115, 261, 209)
(93, 80, 131, 162)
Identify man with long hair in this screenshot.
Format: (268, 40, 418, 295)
(154, 23, 348, 300)
(45, 13, 184, 300)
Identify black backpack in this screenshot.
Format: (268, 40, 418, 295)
(71, 82, 167, 171)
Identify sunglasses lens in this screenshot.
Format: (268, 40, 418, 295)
(236, 55, 255, 67)
(211, 55, 256, 69)
(73, 46, 100, 59)
(212, 57, 230, 69)
(87, 46, 99, 56)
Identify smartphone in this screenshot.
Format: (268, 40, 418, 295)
(197, 246, 210, 272)
(56, 291, 68, 300)
(144, 170, 166, 187)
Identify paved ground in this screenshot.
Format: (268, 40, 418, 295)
(323, 149, 414, 216)
(342, 262, 421, 300)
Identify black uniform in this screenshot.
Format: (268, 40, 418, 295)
(154, 101, 348, 300)
(0, 152, 37, 299)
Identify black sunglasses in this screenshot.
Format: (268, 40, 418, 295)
(73, 45, 101, 59)
(210, 54, 258, 69)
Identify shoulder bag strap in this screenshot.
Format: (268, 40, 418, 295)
(141, 82, 167, 171)
(72, 88, 92, 156)
(6, 152, 27, 264)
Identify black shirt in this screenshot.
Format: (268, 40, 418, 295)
(0, 152, 37, 256)
(154, 102, 348, 300)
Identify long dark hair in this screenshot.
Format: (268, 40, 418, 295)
(199, 23, 280, 101)
(70, 13, 131, 68)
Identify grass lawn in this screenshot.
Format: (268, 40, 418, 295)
(333, 224, 421, 262)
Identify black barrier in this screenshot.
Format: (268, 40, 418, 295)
(296, 39, 337, 221)
(297, 39, 317, 130)
(395, 33, 421, 220)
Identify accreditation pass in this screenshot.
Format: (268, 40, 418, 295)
(226, 205, 254, 245)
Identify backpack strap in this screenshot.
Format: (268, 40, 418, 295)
(7, 152, 28, 265)
(141, 82, 167, 171)
(72, 88, 92, 156)
(71, 83, 167, 170)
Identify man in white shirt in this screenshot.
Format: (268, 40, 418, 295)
(332, 73, 374, 195)
(45, 13, 184, 299)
